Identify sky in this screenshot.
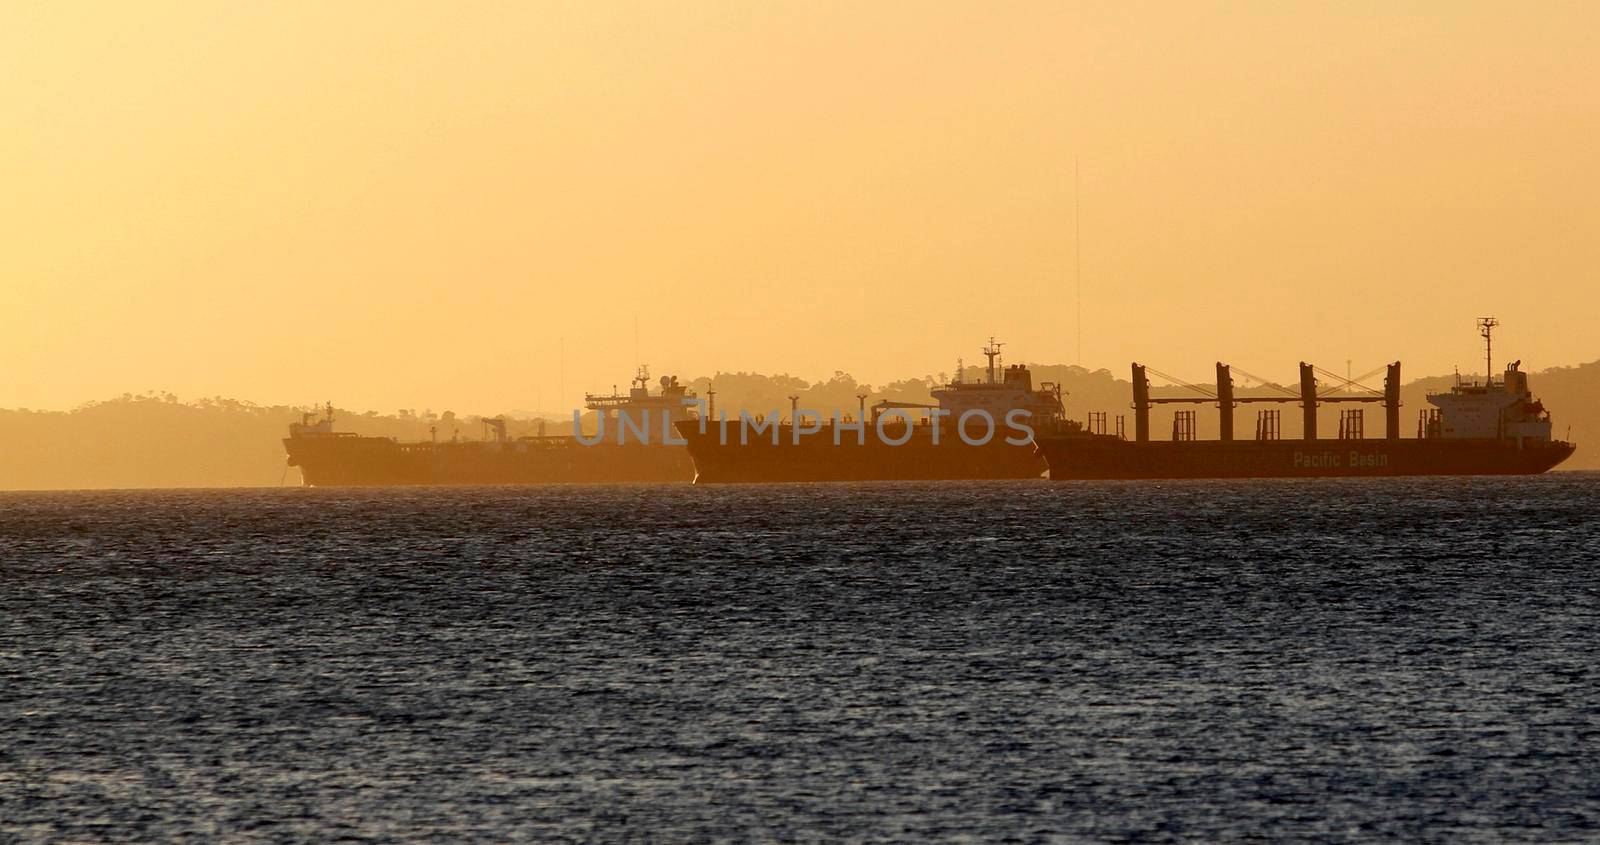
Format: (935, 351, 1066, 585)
(4, 1, 1597, 415)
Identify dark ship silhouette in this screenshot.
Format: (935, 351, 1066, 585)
(284, 369, 696, 486)
(675, 340, 1071, 483)
(285, 320, 1573, 486)
(1035, 318, 1575, 479)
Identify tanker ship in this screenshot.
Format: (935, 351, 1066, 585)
(1035, 319, 1575, 480)
(284, 369, 697, 486)
(675, 340, 1076, 483)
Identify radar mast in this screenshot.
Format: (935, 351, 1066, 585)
(1477, 317, 1498, 386)
(983, 337, 1005, 385)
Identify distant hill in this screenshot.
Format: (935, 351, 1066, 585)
(1, 361, 1593, 490)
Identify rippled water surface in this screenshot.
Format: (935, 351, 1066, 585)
(4, 475, 1600, 842)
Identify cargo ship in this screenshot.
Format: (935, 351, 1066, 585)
(675, 340, 1075, 483)
(284, 370, 697, 486)
(1035, 319, 1575, 479)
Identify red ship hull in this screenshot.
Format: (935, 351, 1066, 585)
(675, 421, 1046, 483)
(1035, 435, 1576, 480)
(284, 435, 693, 486)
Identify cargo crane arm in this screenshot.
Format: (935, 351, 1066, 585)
(1145, 364, 1216, 401)
(1226, 365, 1300, 397)
(869, 400, 937, 423)
(1314, 363, 1387, 398)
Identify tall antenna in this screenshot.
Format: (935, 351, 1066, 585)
(559, 336, 565, 414)
(1477, 316, 1498, 384)
(983, 337, 1004, 385)
(1075, 156, 1082, 367)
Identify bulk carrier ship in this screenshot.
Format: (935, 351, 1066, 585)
(1035, 319, 1575, 479)
(284, 370, 697, 486)
(675, 341, 1074, 483)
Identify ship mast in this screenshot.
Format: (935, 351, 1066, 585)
(1478, 316, 1498, 386)
(983, 337, 1004, 385)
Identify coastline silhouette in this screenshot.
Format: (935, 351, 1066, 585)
(2, 355, 1594, 490)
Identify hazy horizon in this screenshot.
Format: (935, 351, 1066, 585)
(5, 356, 1595, 490)
(7, 352, 1596, 419)
(6, 2, 1597, 413)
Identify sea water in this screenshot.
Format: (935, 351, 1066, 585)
(4, 476, 1598, 841)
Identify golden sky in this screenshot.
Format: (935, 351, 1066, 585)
(4, 1, 1597, 414)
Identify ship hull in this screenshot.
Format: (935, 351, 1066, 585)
(284, 436, 693, 486)
(1035, 435, 1576, 480)
(676, 421, 1046, 483)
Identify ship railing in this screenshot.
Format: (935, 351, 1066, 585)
(516, 435, 584, 447)
(288, 428, 359, 439)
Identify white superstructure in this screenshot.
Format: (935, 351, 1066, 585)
(926, 339, 1065, 426)
(1426, 361, 1553, 443)
(1425, 319, 1554, 444)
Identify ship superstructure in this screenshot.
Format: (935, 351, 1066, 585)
(928, 340, 1068, 428)
(676, 340, 1073, 483)
(1035, 318, 1574, 479)
(584, 368, 697, 442)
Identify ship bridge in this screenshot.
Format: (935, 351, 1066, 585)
(584, 367, 698, 436)
(1423, 319, 1553, 443)
(928, 339, 1064, 428)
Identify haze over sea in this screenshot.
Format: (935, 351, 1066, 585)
(5, 476, 1598, 842)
